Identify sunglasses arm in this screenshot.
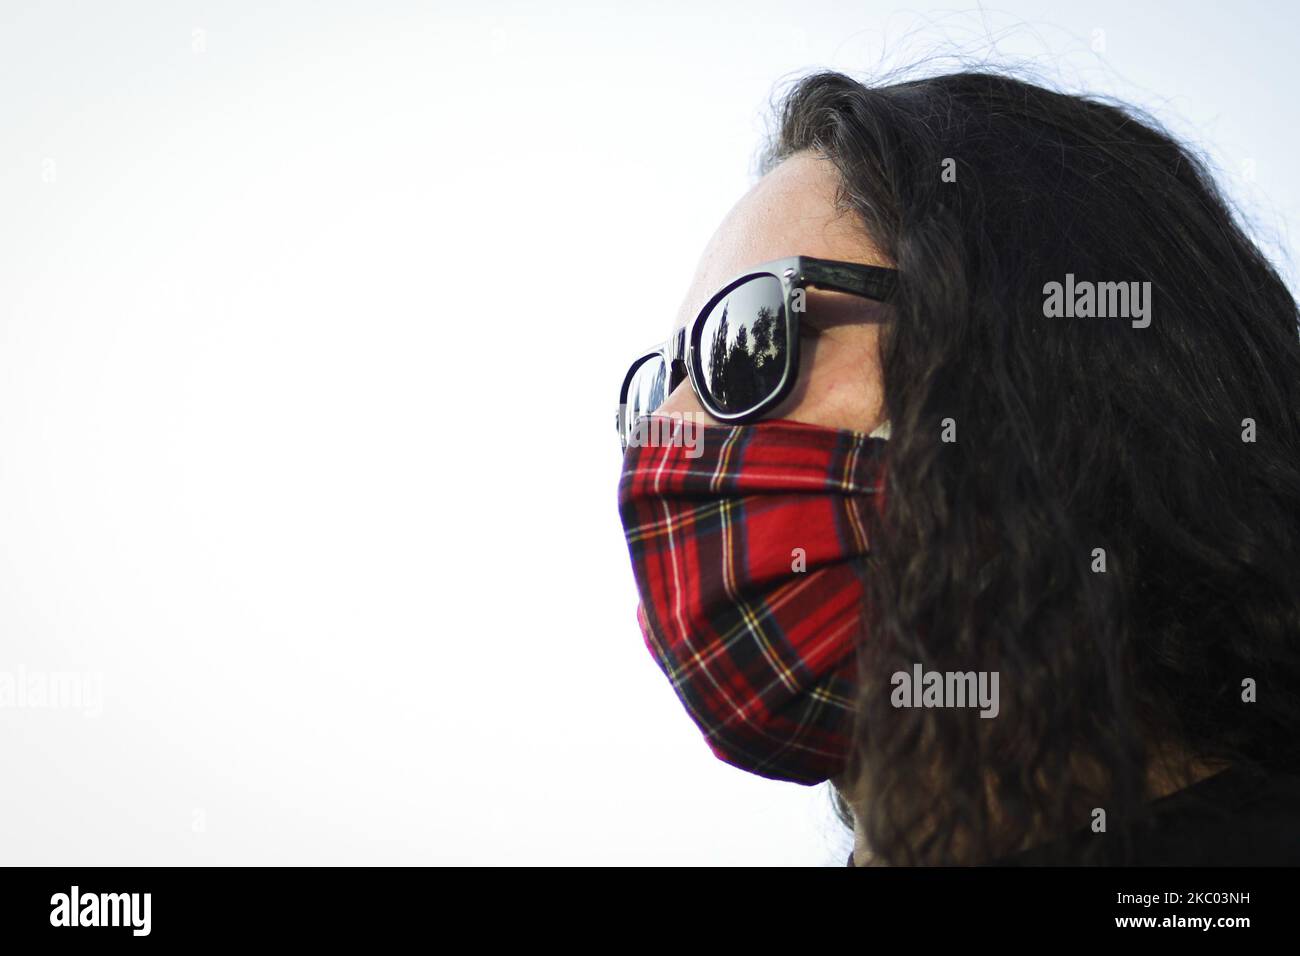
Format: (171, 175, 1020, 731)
(798, 256, 897, 302)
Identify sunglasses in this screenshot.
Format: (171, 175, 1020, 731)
(616, 255, 897, 450)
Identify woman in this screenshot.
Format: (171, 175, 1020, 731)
(616, 69, 1300, 865)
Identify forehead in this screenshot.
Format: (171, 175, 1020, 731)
(673, 150, 884, 330)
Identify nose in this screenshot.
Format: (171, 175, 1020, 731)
(668, 359, 688, 396)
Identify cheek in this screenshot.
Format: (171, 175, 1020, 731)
(780, 337, 885, 431)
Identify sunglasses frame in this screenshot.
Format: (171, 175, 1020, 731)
(617, 255, 897, 448)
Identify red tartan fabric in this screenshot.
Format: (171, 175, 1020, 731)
(617, 416, 888, 785)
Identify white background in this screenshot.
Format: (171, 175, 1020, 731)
(0, 1, 1295, 864)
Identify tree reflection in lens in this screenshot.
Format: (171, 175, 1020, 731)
(699, 277, 787, 414)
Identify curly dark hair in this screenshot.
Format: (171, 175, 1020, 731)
(758, 69, 1300, 865)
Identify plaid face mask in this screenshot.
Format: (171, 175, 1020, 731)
(617, 415, 888, 785)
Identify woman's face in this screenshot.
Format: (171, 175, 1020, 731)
(656, 149, 893, 434)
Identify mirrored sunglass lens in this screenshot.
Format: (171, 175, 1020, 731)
(624, 354, 668, 442)
(696, 275, 787, 415)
